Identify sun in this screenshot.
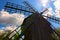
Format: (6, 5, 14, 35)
(40, 0, 49, 7)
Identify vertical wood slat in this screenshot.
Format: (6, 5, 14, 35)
(22, 13, 54, 40)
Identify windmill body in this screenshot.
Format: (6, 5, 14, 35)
(2, 2, 60, 40)
(21, 13, 54, 40)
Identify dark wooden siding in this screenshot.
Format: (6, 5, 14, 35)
(21, 13, 54, 40)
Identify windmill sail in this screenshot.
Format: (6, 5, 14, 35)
(2, 2, 60, 40)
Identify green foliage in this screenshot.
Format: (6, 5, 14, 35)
(51, 28, 60, 40)
(14, 32, 19, 40)
(52, 33, 60, 40)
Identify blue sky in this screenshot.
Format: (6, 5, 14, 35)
(0, 0, 55, 11)
(0, 0, 60, 29)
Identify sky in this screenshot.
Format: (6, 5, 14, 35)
(0, 0, 60, 33)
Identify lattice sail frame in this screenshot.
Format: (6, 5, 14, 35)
(23, 1, 60, 24)
(4, 2, 60, 24)
(3, 2, 60, 40)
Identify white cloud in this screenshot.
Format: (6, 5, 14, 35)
(40, 0, 49, 7)
(0, 26, 17, 36)
(43, 7, 53, 17)
(5, 25, 16, 31)
(0, 9, 25, 26)
(54, 0, 60, 18)
(54, 0, 60, 10)
(43, 7, 53, 19)
(0, 9, 25, 33)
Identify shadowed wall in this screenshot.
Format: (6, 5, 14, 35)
(21, 13, 54, 40)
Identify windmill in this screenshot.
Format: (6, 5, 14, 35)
(2, 1, 60, 40)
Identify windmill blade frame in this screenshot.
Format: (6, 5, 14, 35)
(2, 1, 60, 40)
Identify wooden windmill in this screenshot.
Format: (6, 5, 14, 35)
(2, 1, 60, 40)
